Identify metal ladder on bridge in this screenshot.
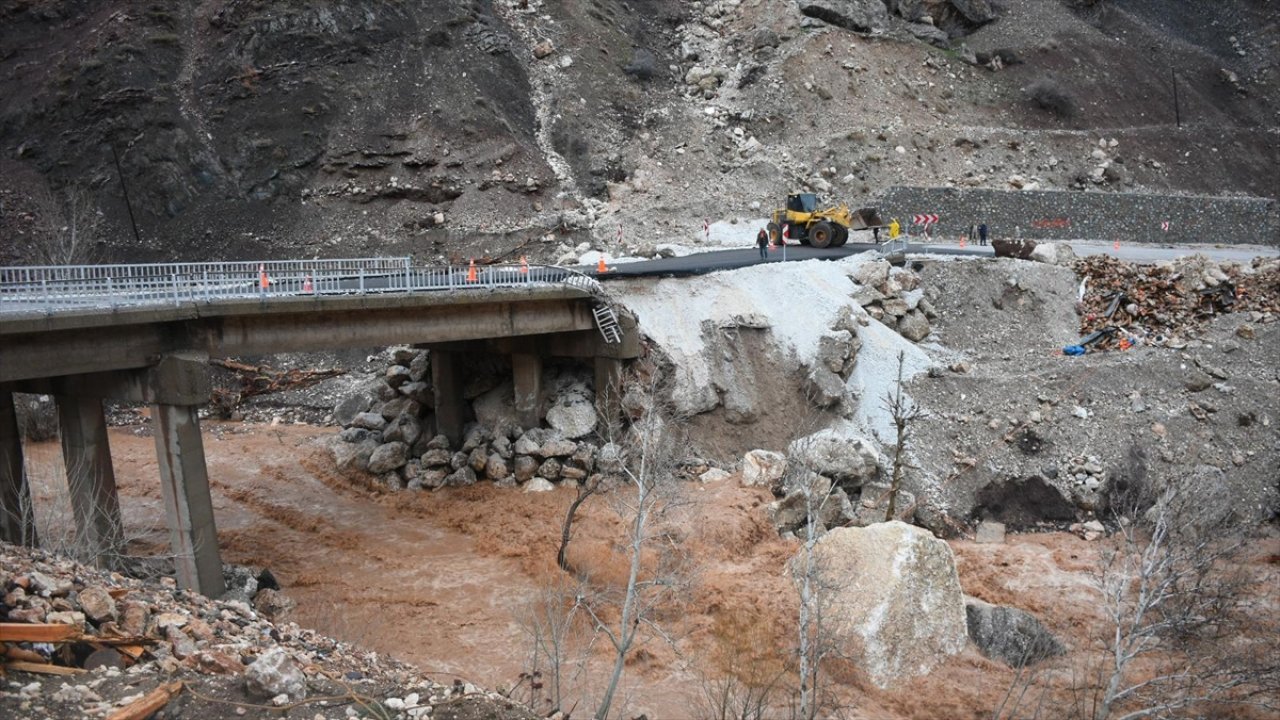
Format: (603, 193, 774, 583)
(592, 303, 623, 345)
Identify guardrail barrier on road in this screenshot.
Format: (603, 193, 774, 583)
(0, 258, 603, 316)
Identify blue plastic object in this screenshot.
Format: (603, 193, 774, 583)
(1063, 345, 1086, 356)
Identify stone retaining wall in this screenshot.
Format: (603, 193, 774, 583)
(876, 187, 1279, 246)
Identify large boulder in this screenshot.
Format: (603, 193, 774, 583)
(333, 385, 375, 426)
(897, 310, 931, 342)
(795, 522, 967, 689)
(741, 449, 787, 487)
(546, 400, 597, 439)
(367, 442, 409, 474)
(799, 2, 889, 33)
(245, 647, 306, 701)
(1029, 242, 1077, 267)
(350, 412, 387, 432)
(965, 597, 1064, 667)
(817, 330, 859, 376)
(787, 429, 881, 488)
(382, 414, 422, 447)
(805, 367, 847, 409)
(333, 437, 379, 475)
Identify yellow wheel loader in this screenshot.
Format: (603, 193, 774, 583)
(766, 193, 884, 249)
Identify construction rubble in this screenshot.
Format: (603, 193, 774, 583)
(1073, 254, 1280, 351)
(0, 545, 535, 719)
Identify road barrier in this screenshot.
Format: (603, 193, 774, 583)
(0, 258, 599, 315)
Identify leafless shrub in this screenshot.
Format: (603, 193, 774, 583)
(23, 184, 102, 266)
(1026, 78, 1077, 118)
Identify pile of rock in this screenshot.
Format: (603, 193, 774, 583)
(331, 348, 608, 492)
(806, 309, 864, 409)
(1058, 454, 1107, 511)
(0, 545, 529, 718)
(851, 259, 937, 342)
(742, 429, 904, 535)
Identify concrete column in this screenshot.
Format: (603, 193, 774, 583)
(594, 356, 623, 421)
(0, 392, 37, 546)
(431, 350, 466, 446)
(152, 403, 224, 597)
(56, 395, 122, 565)
(512, 353, 543, 431)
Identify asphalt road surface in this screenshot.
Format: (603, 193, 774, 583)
(585, 240, 1279, 280)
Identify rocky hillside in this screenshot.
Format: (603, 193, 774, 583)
(1, 0, 1276, 264)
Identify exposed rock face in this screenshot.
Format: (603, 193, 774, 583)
(245, 647, 307, 701)
(805, 367, 847, 408)
(787, 429, 882, 488)
(796, 522, 967, 689)
(965, 597, 1064, 667)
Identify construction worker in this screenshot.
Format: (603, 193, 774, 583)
(756, 228, 769, 260)
(889, 218, 901, 239)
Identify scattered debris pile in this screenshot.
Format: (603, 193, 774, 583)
(209, 359, 346, 419)
(0, 545, 533, 719)
(1075, 254, 1280, 350)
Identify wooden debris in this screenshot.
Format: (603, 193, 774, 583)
(4, 660, 85, 676)
(0, 622, 81, 643)
(105, 681, 183, 720)
(209, 358, 344, 416)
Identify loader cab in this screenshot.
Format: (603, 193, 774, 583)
(787, 193, 819, 213)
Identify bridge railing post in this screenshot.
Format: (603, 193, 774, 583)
(359, 268, 365, 294)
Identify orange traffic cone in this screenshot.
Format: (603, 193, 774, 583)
(519, 256, 529, 275)
(959, 234, 967, 249)
(596, 255, 608, 274)
(1113, 239, 1120, 252)
(259, 264, 269, 291)
(467, 259, 478, 283)
(303, 274, 313, 293)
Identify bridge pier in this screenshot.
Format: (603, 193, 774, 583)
(432, 350, 466, 446)
(0, 391, 37, 546)
(56, 395, 123, 565)
(512, 353, 543, 431)
(152, 402, 224, 597)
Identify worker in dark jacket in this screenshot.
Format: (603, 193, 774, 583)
(978, 222, 989, 246)
(756, 228, 769, 260)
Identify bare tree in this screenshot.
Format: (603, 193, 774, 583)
(696, 608, 788, 720)
(585, 382, 691, 720)
(881, 350, 925, 521)
(1077, 482, 1279, 720)
(26, 184, 102, 266)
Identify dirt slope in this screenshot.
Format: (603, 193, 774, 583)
(2, 0, 1275, 265)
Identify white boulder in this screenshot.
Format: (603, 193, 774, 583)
(794, 521, 967, 688)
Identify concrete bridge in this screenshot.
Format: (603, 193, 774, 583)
(0, 258, 640, 597)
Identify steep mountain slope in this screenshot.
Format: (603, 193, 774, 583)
(1, 0, 1275, 265)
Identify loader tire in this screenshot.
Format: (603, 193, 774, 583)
(810, 221, 835, 249)
(767, 222, 782, 245)
(832, 226, 849, 247)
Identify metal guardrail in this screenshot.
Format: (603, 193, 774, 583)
(0, 258, 603, 316)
